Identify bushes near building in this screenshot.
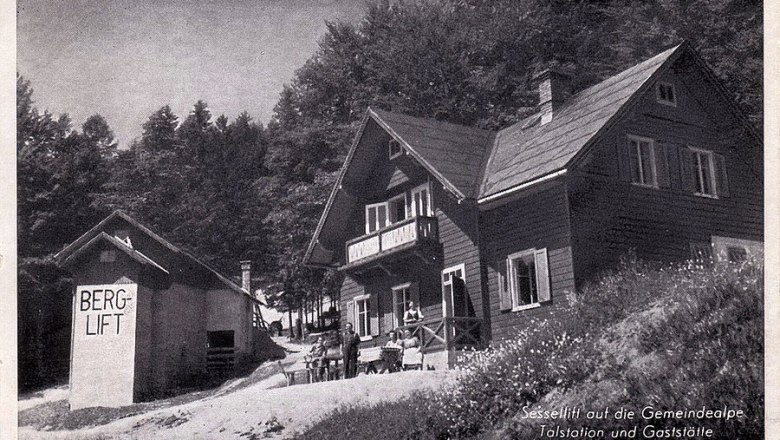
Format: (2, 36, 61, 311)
(295, 256, 763, 439)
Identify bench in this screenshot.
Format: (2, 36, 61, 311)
(278, 361, 308, 386)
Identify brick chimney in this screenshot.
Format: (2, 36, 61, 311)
(240, 260, 251, 293)
(533, 68, 571, 125)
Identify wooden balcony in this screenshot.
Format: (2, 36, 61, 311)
(342, 216, 438, 271)
(398, 316, 483, 353)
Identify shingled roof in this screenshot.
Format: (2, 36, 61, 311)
(369, 108, 495, 199)
(305, 42, 755, 267)
(366, 45, 683, 202)
(480, 45, 679, 199)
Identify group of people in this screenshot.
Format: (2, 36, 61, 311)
(308, 301, 426, 379)
(382, 328, 421, 372)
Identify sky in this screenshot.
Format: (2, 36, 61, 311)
(17, 0, 367, 148)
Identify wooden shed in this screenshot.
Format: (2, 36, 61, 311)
(55, 210, 259, 409)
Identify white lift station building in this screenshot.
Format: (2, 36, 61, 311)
(55, 210, 259, 410)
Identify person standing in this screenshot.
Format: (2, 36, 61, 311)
(403, 301, 424, 324)
(341, 322, 361, 379)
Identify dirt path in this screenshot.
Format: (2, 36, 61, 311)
(19, 339, 456, 439)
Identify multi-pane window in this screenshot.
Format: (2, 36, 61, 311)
(628, 136, 657, 187)
(364, 184, 432, 235)
(657, 82, 677, 106)
(509, 251, 538, 307)
(498, 248, 550, 312)
(691, 148, 717, 197)
(442, 264, 466, 318)
(365, 202, 389, 233)
(411, 183, 432, 217)
(355, 296, 371, 337)
(392, 284, 412, 328)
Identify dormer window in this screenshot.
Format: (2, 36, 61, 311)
(388, 139, 403, 159)
(656, 82, 677, 106)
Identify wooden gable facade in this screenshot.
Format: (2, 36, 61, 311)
(305, 43, 762, 368)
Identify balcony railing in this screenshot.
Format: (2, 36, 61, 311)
(398, 316, 483, 353)
(345, 216, 438, 265)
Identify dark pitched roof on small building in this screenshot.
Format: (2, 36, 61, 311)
(60, 231, 169, 275)
(55, 210, 253, 299)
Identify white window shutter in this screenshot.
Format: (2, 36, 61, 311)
(498, 259, 512, 311)
(346, 300, 355, 327)
(534, 248, 551, 303)
(654, 143, 671, 188)
(714, 153, 729, 197)
(370, 295, 379, 336)
(383, 291, 395, 334)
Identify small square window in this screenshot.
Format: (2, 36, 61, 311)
(100, 249, 117, 263)
(657, 82, 677, 106)
(388, 139, 403, 159)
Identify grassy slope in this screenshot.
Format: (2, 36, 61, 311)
(297, 258, 764, 440)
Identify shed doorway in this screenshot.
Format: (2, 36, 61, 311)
(207, 330, 235, 378)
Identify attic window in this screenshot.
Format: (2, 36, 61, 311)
(656, 82, 677, 106)
(388, 139, 403, 159)
(100, 249, 117, 263)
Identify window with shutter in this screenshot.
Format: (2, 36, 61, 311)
(689, 147, 718, 198)
(627, 135, 658, 188)
(392, 283, 412, 328)
(354, 295, 371, 337)
(506, 247, 550, 311)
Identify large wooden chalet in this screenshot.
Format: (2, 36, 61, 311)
(304, 43, 763, 368)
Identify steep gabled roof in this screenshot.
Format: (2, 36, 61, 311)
(55, 210, 254, 299)
(304, 109, 494, 266)
(480, 45, 679, 200)
(61, 232, 169, 275)
(305, 43, 759, 267)
(369, 108, 495, 199)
